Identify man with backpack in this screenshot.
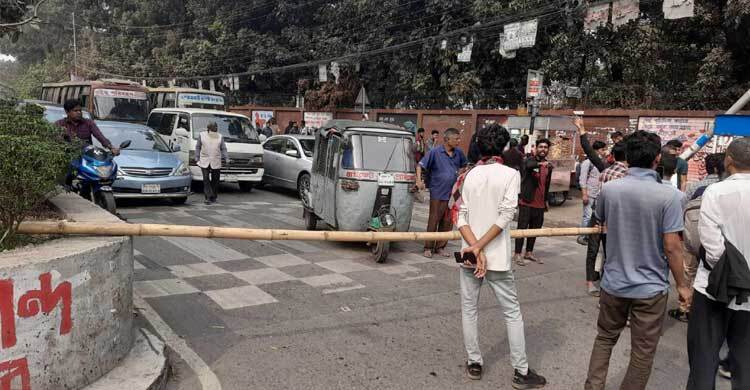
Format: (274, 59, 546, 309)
(669, 152, 726, 322)
(578, 140, 607, 246)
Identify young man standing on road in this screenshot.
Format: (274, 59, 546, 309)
(687, 137, 750, 389)
(503, 138, 524, 172)
(455, 124, 546, 389)
(664, 139, 689, 191)
(578, 140, 607, 245)
(195, 122, 229, 205)
(514, 138, 552, 266)
(417, 128, 467, 258)
(414, 128, 428, 164)
(584, 130, 691, 390)
(427, 129, 440, 151)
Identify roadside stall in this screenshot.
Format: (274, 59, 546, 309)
(505, 116, 578, 206)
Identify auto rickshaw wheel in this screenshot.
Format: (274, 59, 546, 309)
(371, 241, 390, 263)
(304, 209, 317, 230)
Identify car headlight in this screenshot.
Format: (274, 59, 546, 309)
(117, 167, 127, 177)
(95, 165, 113, 177)
(250, 156, 263, 164)
(173, 162, 191, 176)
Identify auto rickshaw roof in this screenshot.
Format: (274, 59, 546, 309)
(320, 120, 411, 134)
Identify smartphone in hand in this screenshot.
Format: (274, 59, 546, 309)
(454, 252, 478, 264)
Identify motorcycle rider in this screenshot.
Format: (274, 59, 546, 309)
(56, 99, 119, 155)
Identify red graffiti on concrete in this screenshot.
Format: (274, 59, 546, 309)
(0, 357, 30, 390)
(0, 273, 72, 350)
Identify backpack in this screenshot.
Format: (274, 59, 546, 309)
(683, 196, 703, 256)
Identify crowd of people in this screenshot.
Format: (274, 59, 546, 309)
(415, 121, 749, 389)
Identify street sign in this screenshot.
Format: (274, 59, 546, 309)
(502, 19, 538, 52)
(355, 86, 370, 106)
(526, 69, 543, 99)
(714, 115, 750, 136)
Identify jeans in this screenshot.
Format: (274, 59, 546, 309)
(581, 199, 594, 227)
(201, 167, 221, 201)
(585, 290, 668, 390)
(515, 205, 544, 253)
(459, 267, 529, 373)
(687, 292, 750, 389)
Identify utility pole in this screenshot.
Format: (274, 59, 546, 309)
(72, 12, 78, 77)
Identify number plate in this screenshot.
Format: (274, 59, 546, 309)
(141, 184, 161, 194)
(378, 173, 395, 187)
(223, 175, 237, 182)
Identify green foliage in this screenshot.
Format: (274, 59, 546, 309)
(0, 100, 80, 250)
(1, 0, 749, 109)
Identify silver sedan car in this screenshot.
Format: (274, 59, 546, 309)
(261, 135, 314, 203)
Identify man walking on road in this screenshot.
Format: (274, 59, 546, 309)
(195, 122, 229, 205)
(584, 130, 691, 390)
(687, 137, 750, 389)
(454, 124, 546, 389)
(417, 128, 467, 258)
(514, 138, 552, 266)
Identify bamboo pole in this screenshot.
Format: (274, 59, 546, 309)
(16, 221, 601, 242)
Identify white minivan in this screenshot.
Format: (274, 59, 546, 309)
(147, 108, 264, 191)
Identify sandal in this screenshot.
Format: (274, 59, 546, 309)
(434, 248, 452, 258)
(668, 308, 689, 323)
(423, 250, 433, 259)
(525, 253, 543, 264)
(514, 254, 528, 266)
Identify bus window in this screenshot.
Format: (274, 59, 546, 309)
(93, 88, 149, 122)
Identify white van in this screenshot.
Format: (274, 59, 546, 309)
(147, 108, 263, 191)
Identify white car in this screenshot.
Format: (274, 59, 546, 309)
(261, 135, 314, 204)
(147, 108, 264, 192)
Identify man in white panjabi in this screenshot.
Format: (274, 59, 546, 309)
(195, 122, 229, 204)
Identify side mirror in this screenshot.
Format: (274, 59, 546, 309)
(175, 128, 190, 138)
(171, 144, 181, 152)
(119, 140, 132, 149)
(285, 149, 300, 158)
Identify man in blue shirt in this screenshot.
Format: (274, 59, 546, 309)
(585, 130, 691, 390)
(417, 128, 468, 258)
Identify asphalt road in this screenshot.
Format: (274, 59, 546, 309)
(117, 184, 728, 390)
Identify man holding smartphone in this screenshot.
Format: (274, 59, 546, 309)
(454, 124, 546, 389)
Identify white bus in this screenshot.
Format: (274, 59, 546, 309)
(147, 87, 226, 110)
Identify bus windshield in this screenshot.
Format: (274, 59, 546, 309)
(191, 114, 260, 144)
(94, 88, 149, 122)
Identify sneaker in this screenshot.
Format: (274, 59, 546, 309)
(718, 359, 731, 379)
(587, 284, 600, 297)
(466, 362, 482, 380)
(513, 368, 547, 389)
(577, 236, 589, 246)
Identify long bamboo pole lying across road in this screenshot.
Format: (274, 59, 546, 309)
(17, 221, 601, 242)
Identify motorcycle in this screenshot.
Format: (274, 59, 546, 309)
(68, 140, 131, 214)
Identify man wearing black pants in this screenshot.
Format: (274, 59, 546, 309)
(195, 122, 229, 205)
(514, 138, 552, 266)
(687, 137, 750, 389)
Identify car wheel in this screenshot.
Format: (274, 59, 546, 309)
(239, 182, 254, 192)
(298, 173, 311, 208)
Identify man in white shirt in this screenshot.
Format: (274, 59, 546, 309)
(456, 124, 546, 389)
(687, 137, 750, 389)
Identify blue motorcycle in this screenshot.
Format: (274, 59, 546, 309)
(68, 140, 131, 214)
